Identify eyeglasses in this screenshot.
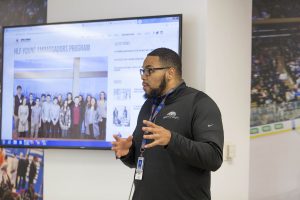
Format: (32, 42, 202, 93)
(140, 66, 170, 76)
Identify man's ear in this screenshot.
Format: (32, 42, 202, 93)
(167, 67, 176, 80)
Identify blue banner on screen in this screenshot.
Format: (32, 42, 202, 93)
(1, 14, 182, 149)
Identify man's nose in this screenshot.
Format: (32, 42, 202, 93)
(141, 74, 147, 80)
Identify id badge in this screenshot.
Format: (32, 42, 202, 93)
(135, 156, 144, 180)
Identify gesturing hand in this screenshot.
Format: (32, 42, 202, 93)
(111, 134, 133, 158)
(142, 120, 171, 148)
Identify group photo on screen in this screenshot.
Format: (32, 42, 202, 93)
(12, 57, 108, 141)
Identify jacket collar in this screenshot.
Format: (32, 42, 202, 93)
(165, 81, 187, 105)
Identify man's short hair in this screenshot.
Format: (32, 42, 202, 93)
(147, 47, 182, 76)
(17, 85, 22, 90)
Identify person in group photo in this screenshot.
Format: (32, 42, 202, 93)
(85, 97, 100, 139)
(85, 95, 92, 110)
(67, 92, 74, 108)
(59, 100, 71, 138)
(27, 93, 35, 138)
(57, 94, 63, 107)
(57, 94, 63, 137)
(98, 91, 107, 140)
(38, 94, 46, 138)
(82, 95, 92, 138)
(40, 94, 46, 105)
(70, 96, 82, 139)
(18, 98, 29, 138)
(31, 98, 42, 138)
(13, 85, 24, 137)
(50, 97, 60, 138)
(78, 95, 86, 138)
(41, 94, 52, 138)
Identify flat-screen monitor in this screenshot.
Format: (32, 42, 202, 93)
(1, 14, 182, 149)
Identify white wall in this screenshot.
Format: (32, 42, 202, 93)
(46, 0, 252, 199)
(205, 1, 252, 200)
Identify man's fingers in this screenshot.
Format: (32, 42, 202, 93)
(143, 133, 159, 140)
(142, 120, 161, 134)
(126, 135, 133, 142)
(111, 141, 118, 147)
(142, 126, 156, 133)
(143, 134, 153, 139)
(116, 152, 121, 158)
(143, 120, 158, 128)
(112, 134, 121, 141)
(145, 140, 159, 148)
(111, 146, 122, 158)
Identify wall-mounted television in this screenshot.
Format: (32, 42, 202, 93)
(1, 14, 182, 149)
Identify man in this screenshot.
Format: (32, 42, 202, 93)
(27, 93, 36, 138)
(41, 94, 52, 138)
(112, 48, 223, 200)
(70, 96, 82, 139)
(13, 85, 24, 135)
(50, 97, 60, 138)
(38, 94, 46, 137)
(28, 156, 38, 188)
(16, 153, 29, 190)
(31, 98, 42, 138)
(98, 91, 107, 140)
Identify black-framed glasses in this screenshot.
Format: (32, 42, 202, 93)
(140, 67, 170, 76)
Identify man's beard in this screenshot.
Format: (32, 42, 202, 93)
(144, 75, 167, 99)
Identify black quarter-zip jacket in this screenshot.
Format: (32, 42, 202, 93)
(121, 82, 224, 200)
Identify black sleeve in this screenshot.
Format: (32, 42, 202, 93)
(166, 96, 224, 171)
(120, 140, 136, 168)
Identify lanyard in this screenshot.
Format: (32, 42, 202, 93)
(149, 96, 168, 122)
(139, 89, 174, 156)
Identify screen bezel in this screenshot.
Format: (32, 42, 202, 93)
(0, 14, 182, 150)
